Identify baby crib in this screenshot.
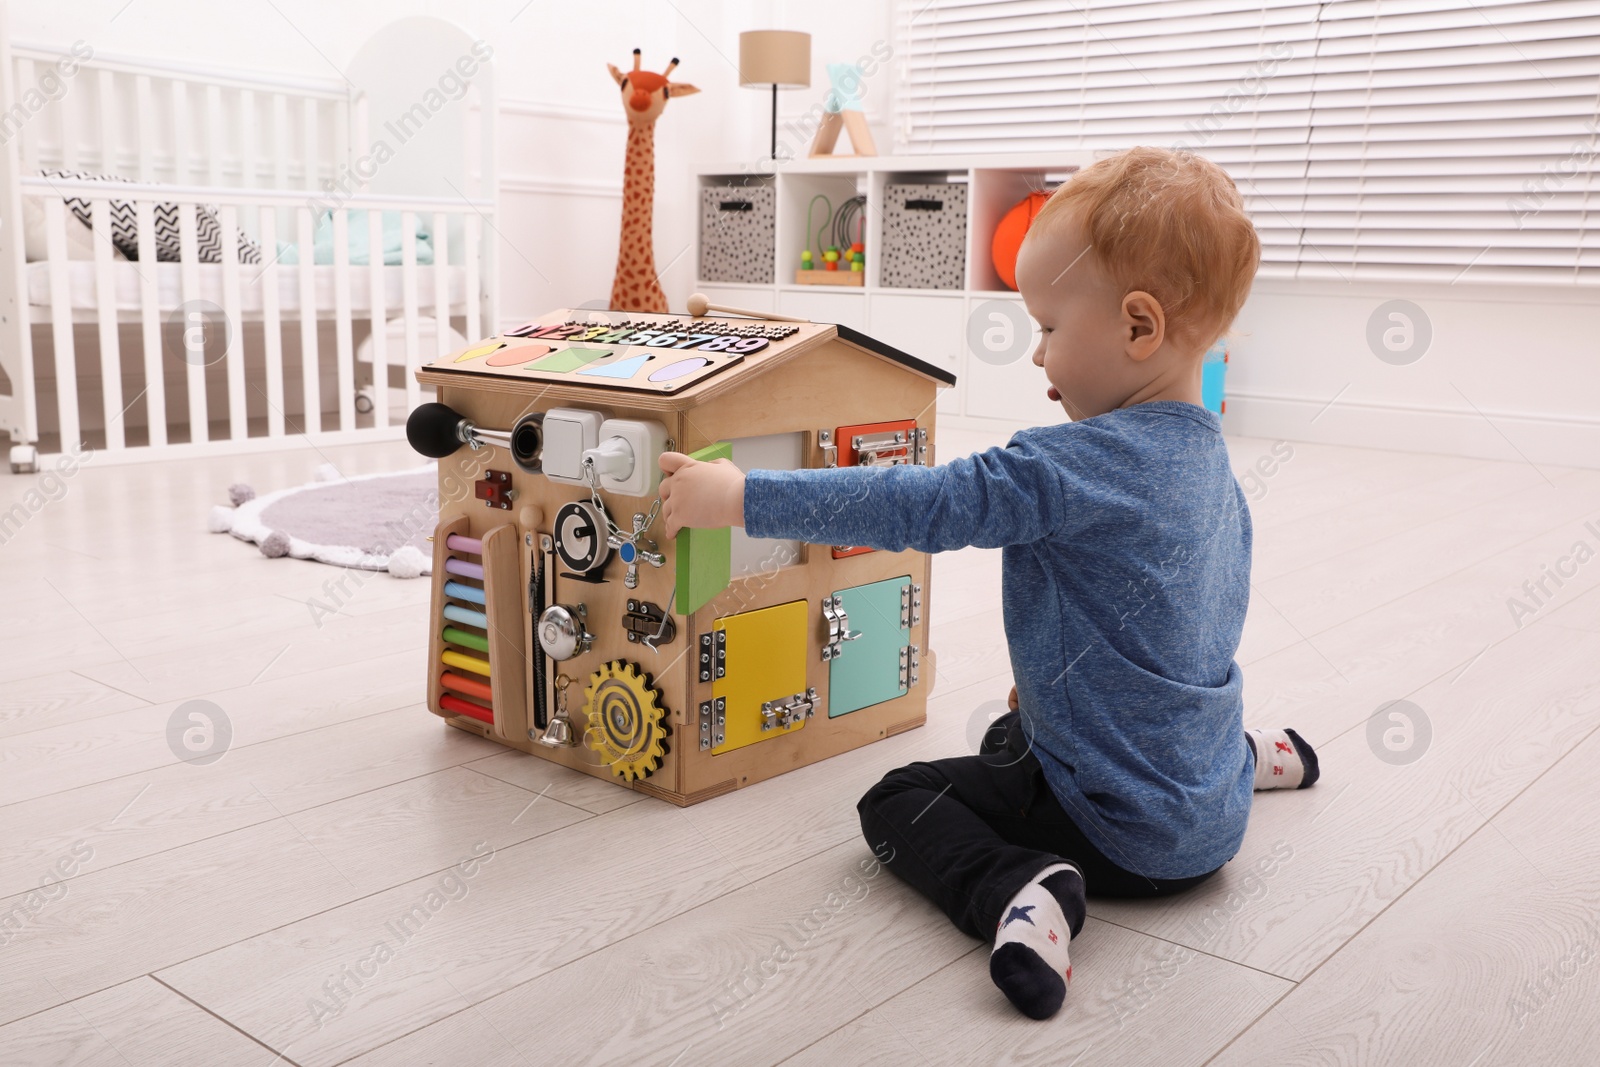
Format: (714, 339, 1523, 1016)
(0, 16, 497, 470)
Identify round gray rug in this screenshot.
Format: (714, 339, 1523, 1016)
(212, 464, 438, 575)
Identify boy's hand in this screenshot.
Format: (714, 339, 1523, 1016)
(658, 451, 746, 538)
(1008, 685, 1018, 711)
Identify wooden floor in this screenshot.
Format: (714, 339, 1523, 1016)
(3, 425, 1599, 1066)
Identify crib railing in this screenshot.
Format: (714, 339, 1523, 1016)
(6, 43, 356, 193)
(11, 176, 493, 459)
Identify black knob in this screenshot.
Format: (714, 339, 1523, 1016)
(406, 402, 467, 458)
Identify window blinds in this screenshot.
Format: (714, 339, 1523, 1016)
(897, 0, 1600, 284)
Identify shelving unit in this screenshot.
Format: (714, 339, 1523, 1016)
(693, 152, 1096, 430)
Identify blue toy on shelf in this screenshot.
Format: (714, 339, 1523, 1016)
(1201, 340, 1228, 416)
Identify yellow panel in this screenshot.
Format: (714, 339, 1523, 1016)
(711, 599, 810, 755)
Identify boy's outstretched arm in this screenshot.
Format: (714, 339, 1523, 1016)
(658, 434, 1069, 552)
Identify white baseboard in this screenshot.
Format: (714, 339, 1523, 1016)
(938, 413, 1033, 442)
(940, 398, 1600, 474)
(24, 425, 409, 469)
(498, 175, 622, 199)
(1224, 392, 1600, 471)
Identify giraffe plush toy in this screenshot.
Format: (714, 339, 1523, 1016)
(607, 50, 699, 313)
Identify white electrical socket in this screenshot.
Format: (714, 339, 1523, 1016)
(595, 418, 669, 497)
(542, 408, 604, 485)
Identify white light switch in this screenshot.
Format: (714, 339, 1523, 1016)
(542, 408, 603, 485)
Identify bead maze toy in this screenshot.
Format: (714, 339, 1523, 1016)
(408, 298, 955, 804)
(796, 194, 867, 286)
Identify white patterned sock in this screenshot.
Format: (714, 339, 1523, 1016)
(989, 862, 1084, 1019)
(1247, 727, 1319, 790)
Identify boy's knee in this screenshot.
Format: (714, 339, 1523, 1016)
(857, 761, 948, 816)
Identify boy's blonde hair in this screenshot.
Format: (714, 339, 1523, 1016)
(1033, 146, 1260, 352)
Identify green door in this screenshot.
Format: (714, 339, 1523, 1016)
(825, 575, 919, 717)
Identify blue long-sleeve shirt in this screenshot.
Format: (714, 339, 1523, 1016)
(742, 400, 1254, 879)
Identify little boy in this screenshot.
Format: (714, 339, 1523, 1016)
(656, 146, 1319, 1021)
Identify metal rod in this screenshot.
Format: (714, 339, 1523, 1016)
(464, 423, 513, 449)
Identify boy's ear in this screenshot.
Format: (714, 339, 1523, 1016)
(1122, 291, 1165, 361)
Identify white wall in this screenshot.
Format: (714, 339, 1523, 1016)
(1226, 278, 1600, 469)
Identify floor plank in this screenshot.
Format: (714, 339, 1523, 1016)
(6, 428, 1598, 1066)
(0, 819, 358, 1028)
(0, 714, 550, 900)
(0, 977, 281, 1067)
(340, 841, 977, 1067)
(155, 799, 751, 1066)
(776, 916, 1291, 1067)
(0, 671, 148, 740)
(1241, 511, 1600, 746)
(0, 652, 434, 807)
(1207, 723, 1600, 1066)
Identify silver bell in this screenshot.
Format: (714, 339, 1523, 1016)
(538, 671, 578, 748)
(538, 713, 575, 747)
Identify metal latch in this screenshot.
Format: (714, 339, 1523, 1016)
(624, 599, 675, 647)
(899, 582, 923, 629)
(821, 595, 863, 661)
(852, 430, 912, 467)
(821, 425, 928, 468)
(698, 696, 727, 750)
(760, 687, 818, 731)
(898, 645, 920, 689)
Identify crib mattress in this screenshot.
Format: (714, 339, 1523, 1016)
(26, 260, 469, 316)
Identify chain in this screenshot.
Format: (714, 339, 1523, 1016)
(581, 457, 662, 542)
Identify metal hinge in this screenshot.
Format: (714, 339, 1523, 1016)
(760, 687, 818, 731)
(899, 582, 923, 629)
(821, 595, 863, 661)
(698, 696, 727, 750)
(898, 645, 921, 690)
(697, 629, 727, 682)
(912, 427, 928, 466)
(818, 428, 838, 469)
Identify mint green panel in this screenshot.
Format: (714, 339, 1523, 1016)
(828, 575, 910, 717)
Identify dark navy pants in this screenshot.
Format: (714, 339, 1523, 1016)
(857, 710, 1223, 940)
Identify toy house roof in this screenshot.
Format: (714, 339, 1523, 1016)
(834, 324, 956, 387)
(415, 309, 956, 409)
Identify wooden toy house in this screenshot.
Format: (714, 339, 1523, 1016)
(408, 307, 955, 805)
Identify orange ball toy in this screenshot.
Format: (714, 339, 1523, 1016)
(991, 191, 1052, 291)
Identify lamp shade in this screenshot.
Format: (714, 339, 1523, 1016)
(739, 30, 811, 89)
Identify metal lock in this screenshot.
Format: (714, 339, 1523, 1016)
(760, 688, 819, 731)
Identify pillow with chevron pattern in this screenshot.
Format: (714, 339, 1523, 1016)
(40, 169, 263, 265)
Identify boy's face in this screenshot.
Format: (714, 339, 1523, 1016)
(1015, 211, 1161, 421)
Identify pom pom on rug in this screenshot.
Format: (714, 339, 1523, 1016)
(260, 530, 292, 558)
(386, 544, 429, 579)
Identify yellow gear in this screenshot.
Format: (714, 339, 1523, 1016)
(582, 660, 669, 781)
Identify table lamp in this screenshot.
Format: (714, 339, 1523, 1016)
(739, 29, 811, 161)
